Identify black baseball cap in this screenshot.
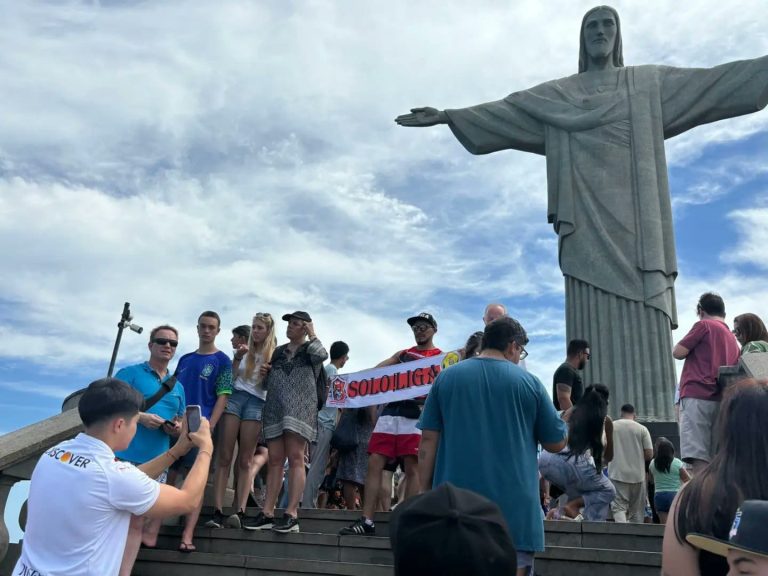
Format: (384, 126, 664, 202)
(390, 483, 516, 576)
(282, 311, 312, 323)
(407, 312, 437, 330)
(687, 500, 768, 560)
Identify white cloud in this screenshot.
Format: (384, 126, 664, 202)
(725, 207, 768, 269)
(0, 0, 766, 426)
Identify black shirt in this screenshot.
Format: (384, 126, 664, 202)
(552, 362, 583, 410)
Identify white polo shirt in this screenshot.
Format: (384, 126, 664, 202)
(14, 433, 160, 576)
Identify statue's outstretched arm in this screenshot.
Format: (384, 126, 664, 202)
(394, 107, 448, 127)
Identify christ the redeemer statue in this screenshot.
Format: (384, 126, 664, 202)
(396, 6, 768, 420)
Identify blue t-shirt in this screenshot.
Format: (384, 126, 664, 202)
(419, 357, 567, 553)
(176, 350, 233, 418)
(114, 362, 186, 464)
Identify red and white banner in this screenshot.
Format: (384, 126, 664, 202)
(325, 350, 462, 408)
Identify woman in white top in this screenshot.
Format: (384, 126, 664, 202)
(209, 313, 277, 528)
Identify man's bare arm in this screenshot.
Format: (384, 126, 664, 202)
(144, 419, 214, 519)
(418, 430, 440, 492)
(375, 353, 401, 368)
(672, 344, 690, 360)
(603, 416, 614, 464)
(139, 416, 194, 478)
(644, 448, 654, 461)
(555, 383, 573, 410)
(542, 436, 567, 453)
(209, 393, 229, 429)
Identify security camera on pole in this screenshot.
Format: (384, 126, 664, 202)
(107, 302, 143, 377)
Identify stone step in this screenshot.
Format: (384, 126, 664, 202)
(133, 549, 393, 576)
(3, 527, 663, 576)
(198, 507, 663, 552)
(134, 540, 661, 576)
(153, 527, 393, 566)
(537, 546, 661, 576)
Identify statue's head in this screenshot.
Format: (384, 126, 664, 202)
(579, 5, 624, 73)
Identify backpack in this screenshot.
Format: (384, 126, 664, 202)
(314, 362, 329, 411)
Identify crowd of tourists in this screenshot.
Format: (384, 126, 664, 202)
(13, 293, 768, 576)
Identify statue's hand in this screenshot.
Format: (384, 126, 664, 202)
(395, 107, 445, 127)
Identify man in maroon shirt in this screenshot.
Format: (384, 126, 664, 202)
(673, 293, 740, 475)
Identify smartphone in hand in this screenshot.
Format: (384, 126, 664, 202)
(185, 405, 202, 433)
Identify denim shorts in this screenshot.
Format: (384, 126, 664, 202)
(654, 490, 677, 513)
(224, 388, 266, 421)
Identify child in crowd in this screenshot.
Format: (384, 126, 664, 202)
(649, 437, 690, 524)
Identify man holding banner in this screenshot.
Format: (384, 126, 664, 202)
(339, 312, 442, 536)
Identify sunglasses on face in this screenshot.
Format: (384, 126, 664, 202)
(411, 323, 432, 333)
(153, 338, 179, 348)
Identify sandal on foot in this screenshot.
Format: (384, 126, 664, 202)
(179, 542, 196, 553)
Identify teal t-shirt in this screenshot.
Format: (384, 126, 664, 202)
(114, 362, 186, 464)
(419, 357, 567, 552)
(650, 457, 684, 492)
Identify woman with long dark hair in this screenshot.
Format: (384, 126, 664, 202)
(662, 380, 768, 576)
(733, 313, 768, 354)
(538, 384, 615, 521)
(649, 437, 689, 524)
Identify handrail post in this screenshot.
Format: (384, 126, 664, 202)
(0, 474, 18, 563)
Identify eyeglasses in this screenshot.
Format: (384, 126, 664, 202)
(411, 323, 433, 333)
(153, 338, 179, 348)
(517, 343, 528, 360)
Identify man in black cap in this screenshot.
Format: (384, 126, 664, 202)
(687, 500, 768, 575)
(340, 312, 441, 536)
(390, 483, 517, 576)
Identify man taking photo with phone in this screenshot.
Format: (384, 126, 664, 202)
(13, 377, 213, 576)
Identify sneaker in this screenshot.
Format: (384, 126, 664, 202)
(225, 510, 245, 529)
(272, 514, 300, 534)
(339, 517, 375, 536)
(242, 511, 274, 531)
(204, 509, 226, 529)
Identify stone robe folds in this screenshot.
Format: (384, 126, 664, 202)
(445, 57, 768, 420)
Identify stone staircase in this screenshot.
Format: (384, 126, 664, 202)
(0, 389, 665, 576)
(128, 507, 663, 576)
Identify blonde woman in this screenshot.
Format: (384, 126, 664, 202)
(207, 313, 277, 529)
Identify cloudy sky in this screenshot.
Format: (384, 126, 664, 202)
(1, 0, 767, 536)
